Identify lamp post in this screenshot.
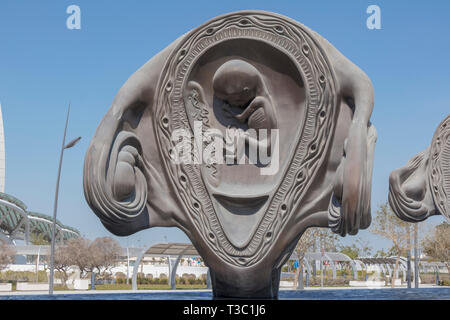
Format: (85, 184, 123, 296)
(49, 104, 81, 295)
(126, 247, 130, 285)
(407, 224, 411, 288)
(126, 237, 130, 285)
(414, 224, 419, 288)
(320, 247, 324, 288)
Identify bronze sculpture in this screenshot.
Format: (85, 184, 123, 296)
(83, 11, 377, 298)
(389, 115, 450, 223)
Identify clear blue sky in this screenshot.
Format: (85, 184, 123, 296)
(0, 0, 448, 251)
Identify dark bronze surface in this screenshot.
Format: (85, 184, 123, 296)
(83, 11, 377, 298)
(389, 115, 450, 223)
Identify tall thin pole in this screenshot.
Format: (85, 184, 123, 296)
(298, 262, 304, 290)
(36, 245, 41, 283)
(320, 240, 324, 288)
(49, 104, 70, 295)
(414, 224, 419, 288)
(407, 224, 411, 288)
(126, 246, 130, 285)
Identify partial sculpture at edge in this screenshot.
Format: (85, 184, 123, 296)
(83, 11, 377, 299)
(389, 115, 450, 223)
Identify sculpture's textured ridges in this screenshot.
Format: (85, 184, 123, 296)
(84, 10, 376, 298)
(154, 12, 337, 266)
(390, 114, 450, 223)
(429, 115, 450, 219)
(442, 143, 450, 202)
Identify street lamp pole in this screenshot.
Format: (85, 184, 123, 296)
(407, 224, 411, 288)
(126, 246, 130, 285)
(49, 103, 81, 295)
(414, 224, 419, 288)
(126, 237, 130, 285)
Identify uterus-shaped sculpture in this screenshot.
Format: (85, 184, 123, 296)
(83, 11, 377, 299)
(389, 115, 450, 223)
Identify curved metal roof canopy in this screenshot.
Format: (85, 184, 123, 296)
(0, 192, 80, 244)
(357, 257, 398, 265)
(290, 252, 354, 262)
(132, 242, 205, 291)
(142, 243, 199, 256)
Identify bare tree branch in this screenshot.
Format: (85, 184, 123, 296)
(0, 240, 15, 271)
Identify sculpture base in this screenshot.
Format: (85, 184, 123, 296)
(210, 267, 282, 300)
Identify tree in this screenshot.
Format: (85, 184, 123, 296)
(315, 228, 340, 252)
(64, 237, 91, 278)
(0, 240, 15, 271)
(28, 233, 51, 266)
(87, 237, 122, 276)
(339, 237, 372, 259)
(339, 244, 360, 260)
(54, 244, 74, 286)
(66, 237, 122, 275)
(373, 249, 388, 258)
(370, 202, 413, 287)
(293, 228, 316, 287)
(422, 222, 450, 273)
(30, 233, 50, 245)
(65, 237, 121, 282)
(293, 227, 340, 288)
(355, 238, 372, 257)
